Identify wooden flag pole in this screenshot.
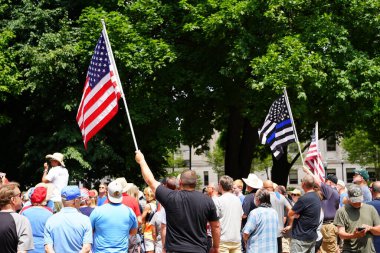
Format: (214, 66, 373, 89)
(283, 87, 304, 166)
(101, 19, 139, 151)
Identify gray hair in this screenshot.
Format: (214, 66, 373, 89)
(255, 188, 271, 207)
(219, 175, 234, 192)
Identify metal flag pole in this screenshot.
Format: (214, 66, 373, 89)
(283, 87, 304, 166)
(101, 19, 139, 151)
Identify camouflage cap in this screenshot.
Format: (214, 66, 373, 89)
(347, 184, 363, 203)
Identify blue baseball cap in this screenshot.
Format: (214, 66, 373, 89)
(61, 186, 81, 201)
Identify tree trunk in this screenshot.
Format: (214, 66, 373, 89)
(225, 107, 243, 178)
(271, 148, 292, 186)
(238, 119, 256, 180)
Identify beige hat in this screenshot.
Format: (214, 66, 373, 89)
(242, 174, 263, 189)
(290, 189, 302, 196)
(115, 177, 133, 193)
(46, 152, 65, 167)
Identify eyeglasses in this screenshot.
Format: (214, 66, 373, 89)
(99, 186, 105, 189)
(13, 192, 22, 198)
(291, 194, 300, 196)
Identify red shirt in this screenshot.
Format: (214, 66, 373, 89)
(105, 193, 141, 217)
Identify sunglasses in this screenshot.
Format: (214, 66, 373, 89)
(291, 194, 300, 196)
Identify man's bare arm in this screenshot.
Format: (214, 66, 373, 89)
(45, 244, 55, 253)
(129, 228, 138, 236)
(337, 226, 366, 239)
(135, 151, 160, 193)
(80, 243, 91, 253)
(209, 220, 220, 253)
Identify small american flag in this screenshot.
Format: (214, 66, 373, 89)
(76, 30, 121, 148)
(305, 124, 325, 182)
(258, 95, 296, 159)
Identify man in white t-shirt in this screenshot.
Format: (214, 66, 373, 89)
(42, 152, 69, 212)
(213, 175, 243, 253)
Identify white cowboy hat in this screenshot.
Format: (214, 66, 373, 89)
(242, 173, 263, 189)
(45, 152, 65, 167)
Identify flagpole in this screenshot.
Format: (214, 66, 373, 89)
(101, 19, 139, 151)
(283, 87, 304, 166)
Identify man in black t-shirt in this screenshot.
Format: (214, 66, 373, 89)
(135, 150, 220, 253)
(283, 175, 321, 253)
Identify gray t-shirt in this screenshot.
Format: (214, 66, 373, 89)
(334, 203, 380, 253)
(269, 192, 291, 237)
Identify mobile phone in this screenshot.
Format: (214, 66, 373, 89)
(357, 227, 365, 232)
(0, 172, 5, 178)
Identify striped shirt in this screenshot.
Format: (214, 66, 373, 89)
(243, 206, 278, 253)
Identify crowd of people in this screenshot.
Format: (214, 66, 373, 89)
(1, 151, 380, 253)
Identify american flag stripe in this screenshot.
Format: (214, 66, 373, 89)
(76, 30, 121, 148)
(305, 127, 325, 182)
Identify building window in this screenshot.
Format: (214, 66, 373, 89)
(326, 168, 336, 176)
(203, 171, 209, 186)
(289, 170, 298, 184)
(326, 136, 336, 151)
(346, 168, 355, 183)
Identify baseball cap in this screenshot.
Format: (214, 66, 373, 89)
(31, 187, 47, 204)
(325, 174, 338, 184)
(107, 181, 123, 203)
(337, 180, 345, 188)
(354, 168, 370, 181)
(61, 186, 81, 201)
(347, 184, 363, 203)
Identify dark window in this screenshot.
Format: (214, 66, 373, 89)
(346, 168, 355, 183)
(203, 171, 209, 186)
(289, 170, 298, 184)
(326, 168, 336, 176)
(326, 136, 336, 151)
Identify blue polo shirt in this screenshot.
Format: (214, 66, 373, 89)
(22, 207, 53, 253)
(367, 199, 380, 252)
(90, 203, 138, 252)
(44, 207, 92, 252)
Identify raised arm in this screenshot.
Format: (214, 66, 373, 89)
(135, 151, 160, 193)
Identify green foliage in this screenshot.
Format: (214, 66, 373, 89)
(207, 144, 225, 177)
(342, 130, 380, 168)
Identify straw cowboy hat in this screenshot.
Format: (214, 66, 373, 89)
(242, 173, 263, 189)
(45, 152, 65, 167)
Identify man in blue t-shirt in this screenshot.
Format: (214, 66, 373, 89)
(44, 185, 92, 253)
(283, 175, 321, 253)
(308, 172, 340, 253)
(367, 181, 380, 252)
(353, 168, 372, 203)
(90, 180, 138, 253)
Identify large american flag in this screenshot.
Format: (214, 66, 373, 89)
(258, 95, 296, 159)
(76, 30, 121, 148)
(305, 125, 325, 182)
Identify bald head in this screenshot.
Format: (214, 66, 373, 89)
(263, 180, 274, 192)
(372, 181, 380, 196)
(180, 170, 197, 189)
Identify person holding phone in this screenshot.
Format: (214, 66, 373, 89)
(334, 184, 380, 253)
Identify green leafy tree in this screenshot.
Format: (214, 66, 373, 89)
(342, 130, 380, 175)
